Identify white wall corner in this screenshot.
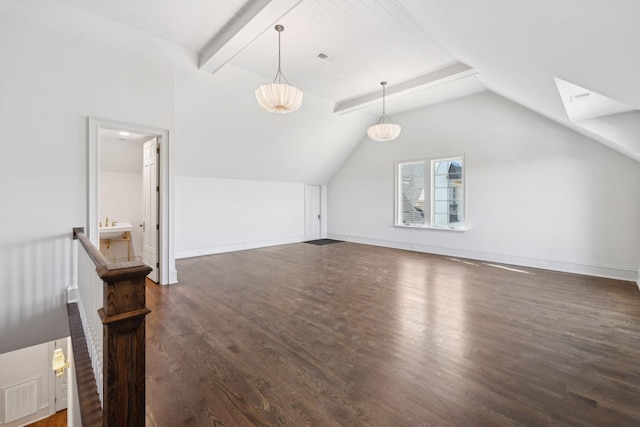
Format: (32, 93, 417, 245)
(636, 266, 640, 291)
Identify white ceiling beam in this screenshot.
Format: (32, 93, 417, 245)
(198, 0, 303, 74)
(333, 62, 478, 115)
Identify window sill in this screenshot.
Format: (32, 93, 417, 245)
(394, 224, 466, 232)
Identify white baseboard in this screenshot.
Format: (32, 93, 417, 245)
(169, 269, 178, 285)
(328, 233, 638, 282)
(176, 235, 306, 259)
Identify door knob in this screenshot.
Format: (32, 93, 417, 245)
(139, 222, 145, 232)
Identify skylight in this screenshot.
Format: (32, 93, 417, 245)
(554, 78, 633, 122)
(554, 77, 640, 154)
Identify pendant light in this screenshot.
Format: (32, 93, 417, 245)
(255, 25, 303, 113)
(367, 81, 401, 141)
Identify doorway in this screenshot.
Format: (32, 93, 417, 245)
(52, 340, 68, 413)
(305, 185, 322, 240)
(88, 118, 174, 284)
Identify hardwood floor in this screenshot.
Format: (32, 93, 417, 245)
(25, 410, 66, 427)
(145, 242, 640, 426)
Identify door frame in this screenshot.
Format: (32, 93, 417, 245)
(88, 117, 176, 285)
(142, 137, 159, 282)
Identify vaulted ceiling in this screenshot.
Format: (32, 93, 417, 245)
(57, 0, 640, 161)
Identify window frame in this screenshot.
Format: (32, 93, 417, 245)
(394, 154, 466, 231)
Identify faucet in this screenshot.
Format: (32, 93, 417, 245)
(105, 217, 109, 227)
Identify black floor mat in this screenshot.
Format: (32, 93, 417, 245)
(304, 239, 344, 246)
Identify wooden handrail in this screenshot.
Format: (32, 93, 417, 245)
(72, 227, 152, 427)
(74, 227, 109, 268)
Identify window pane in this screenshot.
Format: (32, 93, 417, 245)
(434, 188, 448, 201)
(434, 174, 448, 187)
(435, 161, 448, 175)
(431, 157, 464, 228)
(433, 213, 448, 227)
(400, 162, 425, 225)
(396, 156, 464, 229)
(434, 201, 448, 214)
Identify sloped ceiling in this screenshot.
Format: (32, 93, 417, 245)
(57, 0, 640, 161)
(58, 0, 487, 117)
(399, 0, 640, 160)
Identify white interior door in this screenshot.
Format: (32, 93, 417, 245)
(305, 185, 321, 240)
(54, 340, 68, 412)
(143, 138, 159, 282)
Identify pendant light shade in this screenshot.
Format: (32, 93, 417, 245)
(367, 81, 401, 141)
(256, 83, 303, 113)
(255, 25, 303, 113)
(367, 122, 402, 141)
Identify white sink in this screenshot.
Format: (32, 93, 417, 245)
(99, 222, 133, 240)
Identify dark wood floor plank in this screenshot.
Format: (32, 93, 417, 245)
(145, 242, 640, 426)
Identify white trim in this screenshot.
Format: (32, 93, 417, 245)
(1, 376, 44, 423)
(327, 233, 638, 282)
(47, 341, 56, 416)
(334, 63, 477, 114)
(169, 268, 179, 284)
(67, 239, 79, 303)
(87, 118, 177, 285)
(176, 235, 306, 259)
(66, 286, 79, 303)
(636, 267, 640, 291)
(393, 224, 466, 232)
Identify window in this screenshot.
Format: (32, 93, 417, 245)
(396, 156, 464, 229)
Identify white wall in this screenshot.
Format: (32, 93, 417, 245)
(0, 0, 368, 352)
(173, 65, 372, 185)
(0, 0, 183, 353)
(4, 0, 637, 357)
(176, 177, 305, 258)
(0, 339, 67, 426)
(328, 92, 640, 280)
(171, 61, 370, 260)
(578, 110, 640, 154)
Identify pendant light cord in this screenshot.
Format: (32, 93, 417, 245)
(382, 83, 386, 118)
(380, 82, 389, 124)
(272, 25, 291, 85)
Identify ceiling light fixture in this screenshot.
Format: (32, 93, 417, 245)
(367, 81, 401, 141)
(255, 25, 303, 113)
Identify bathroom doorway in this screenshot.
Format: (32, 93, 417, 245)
(88, 118, 175, 284)
(97, 129, 158, 281)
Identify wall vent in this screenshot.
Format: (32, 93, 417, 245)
(3, 378, 38, 423)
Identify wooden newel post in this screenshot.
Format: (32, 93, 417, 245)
(97, 262, 152, 427)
